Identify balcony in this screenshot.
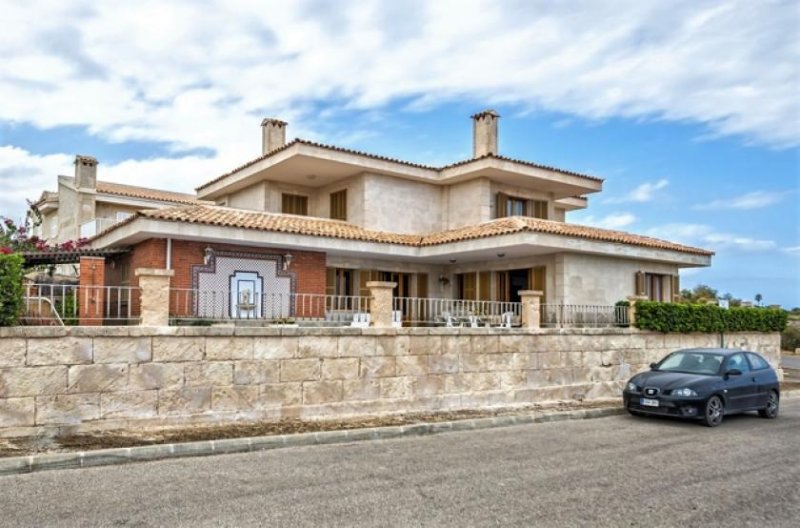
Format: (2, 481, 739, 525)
(80, 215, 131, 238)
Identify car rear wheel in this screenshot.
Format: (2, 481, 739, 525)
(702, 395, 724, 427)
(758, 390, 779, 419)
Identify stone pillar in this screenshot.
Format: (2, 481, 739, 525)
(518, 290, 543, 330)
(471, 109, 500, 157)
(261, 118, 287, 154)
(367, 281, 396, 328)
(135, 268, 174, 326)
(79, 256, 105, 326)
(626, 295, 648, 328)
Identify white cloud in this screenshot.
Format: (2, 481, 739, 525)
(605, 179, 669, 203)
(646, 223, 777, 252)
(694, 190, 791, 210)
(578, 212, 637, 230)
(782, 246, 800, 255)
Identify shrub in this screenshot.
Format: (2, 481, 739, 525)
(781, 326, 800, 351)
(635, 301, 787, 333)
(0, 253, 24, 326)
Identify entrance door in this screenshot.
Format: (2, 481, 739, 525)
(230, 271, 262, 319)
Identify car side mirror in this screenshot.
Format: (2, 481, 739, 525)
(724, 368, 742, 379)
(649, 362, 658, 370)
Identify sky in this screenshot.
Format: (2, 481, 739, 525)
(0, 0, 798, 307)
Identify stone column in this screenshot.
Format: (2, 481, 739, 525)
(135, 268, 174, 326)
(518, 290, 543, 330)
(367, 281, 397, 328)
(626, 295, 649, 328)
(79, 256, 105, 326)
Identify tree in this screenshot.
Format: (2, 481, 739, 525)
(755, 293, 763, 307)
(679, 284, 719, 304)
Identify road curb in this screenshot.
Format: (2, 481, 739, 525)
(0, 406, 625, 476)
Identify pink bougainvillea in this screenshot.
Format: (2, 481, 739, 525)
(0, 215, 89, 255)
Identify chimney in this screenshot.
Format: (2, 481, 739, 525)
(471, 109, 500, 158)
(74, 155, 98, 190)
(261, 118, 287, 155)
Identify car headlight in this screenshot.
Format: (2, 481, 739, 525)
(672, 388, 698, 397)
(626, 382, 639, 392)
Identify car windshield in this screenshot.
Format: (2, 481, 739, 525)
(655, 352, 724, 375)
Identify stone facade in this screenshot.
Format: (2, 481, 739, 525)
(0, 327, 781, 437)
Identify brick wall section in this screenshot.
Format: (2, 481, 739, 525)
(0, 328, 782, 436)
(104, 238, 327, 318)
(78, 257, 106, 326)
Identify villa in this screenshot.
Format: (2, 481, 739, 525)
(30, 110, 713, 325)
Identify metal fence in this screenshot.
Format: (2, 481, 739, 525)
(393, 297, 522, 327)
(541, 303, 628, 328)
(21, 283, 140, 325)
(168, 289, 372, 324)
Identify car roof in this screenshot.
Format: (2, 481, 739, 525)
(673, 348, 753, 356)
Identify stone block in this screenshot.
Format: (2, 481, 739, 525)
(303, 380, 343, 404)
(68, 364, 127, 393)
(526, 369, 552, 388)
(1, 366, 67, 397)
(233, 360, 279, 385)
(472, 335, 499, 355)
(35, 393, 100, 425)
(539, 351, 562, 369)
(395, 355, 429, 376)
(100, 391, 158, 419)
(562, 351, 583, 368)
(461, 372, 499, 392)
(0, 339, 26, 368)
(94, 337, 151, 364)
(582, 351, 603, 368)
(0, 397, 35, 427)
(26, 337, 92, 366)
(360, 356, 396, 378)
(428, 354, 459, 374)
(499, 370, 527, 389)
(321, 358, 359, 380)
(158, 387, 212, 415)
(442, 336, 471, 355)
(152, 337, 204, 362)
(380, 377, 413, 399)
(409, 335, 442, 355)
(129, 363, 184, 390)
(261, 383, 302, 406)
(499, 335, 529, 354)
(184, 362, 233, 387)
(280, 359, 320, 382)
(212, 386, 260, 411)
(411, 375, 445, 396)
(254, 337, 297, 359)
(297, 336, 339, 358)
(205, 337, 254, 360)
(338, 336, 375, 358)
(376, 335, 410, 356)
(342, 379, 379, 401)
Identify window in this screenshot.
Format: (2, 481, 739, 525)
(746, 353, 769, 370)
(282, 194, 308, 215)
(326, 268, 354, 296)
(636, 272, 674, 302)
(495, 193, 548, 219)
(725, 353, 751, 373)
(330, 189, 347, 220)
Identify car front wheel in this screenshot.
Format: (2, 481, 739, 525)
(758, 390, 779, 419)
(702, 395, 724, 427)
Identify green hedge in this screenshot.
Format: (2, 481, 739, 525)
(635, 301, 787, 333)
(0, 253, 24, 326)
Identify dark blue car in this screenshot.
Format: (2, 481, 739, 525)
(623, 348, 780, 427)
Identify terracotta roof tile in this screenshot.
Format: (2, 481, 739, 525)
(109, 205, 712, 256)
(196, 138, 602, 191)
(96, 181, 212, 205)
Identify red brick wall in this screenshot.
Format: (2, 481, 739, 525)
(111, 238, 327, 318)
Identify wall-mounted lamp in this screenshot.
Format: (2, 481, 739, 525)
(438, 275, 450, 286)
(497, 253, 506, 258)
(283, 253, 293, 271)
(204, 247, 215, 265)
(448, 258, 457, 264)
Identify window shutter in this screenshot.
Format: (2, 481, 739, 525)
(672, 274, 680, 301)
(635, 271, 646, 296)
(358, 270, 373, 297)
(496, 192, 508, 218)
(326, 268, 336, 296)
(478, 271, 491, 301)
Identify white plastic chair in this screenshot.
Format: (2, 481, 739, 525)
(391, 310, 403, 328)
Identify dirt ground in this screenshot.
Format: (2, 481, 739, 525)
(0, 400, 615, 459)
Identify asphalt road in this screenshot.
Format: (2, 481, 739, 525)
(1, 400, 798, 528)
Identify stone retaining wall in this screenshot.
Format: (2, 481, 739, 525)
(0, 327, 781, 437)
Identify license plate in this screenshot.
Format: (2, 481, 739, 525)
(640, 398, 659, 407)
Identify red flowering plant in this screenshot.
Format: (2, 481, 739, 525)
(0, 206, 89, 255)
